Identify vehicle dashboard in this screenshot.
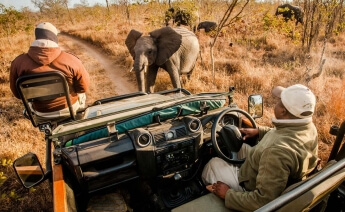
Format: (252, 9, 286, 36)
(60, 108, 242, 193)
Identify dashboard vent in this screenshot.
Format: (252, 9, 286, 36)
(153, 127, 187, 144)
(175, 127, 187, 138)
(137, 133, 152, 147)
(154, 133, 165, 144)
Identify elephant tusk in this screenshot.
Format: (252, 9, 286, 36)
(144, 65, 147, 73)
(129, 67, 134, 72)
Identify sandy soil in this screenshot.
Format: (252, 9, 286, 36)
(58, 33, 137, 95)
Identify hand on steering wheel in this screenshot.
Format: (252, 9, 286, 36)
(240, 128, 259, 140)
(211, 108, 257, 164)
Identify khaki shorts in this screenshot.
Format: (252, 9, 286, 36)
(201, 144, 252, 191)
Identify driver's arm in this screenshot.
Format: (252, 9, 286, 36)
(257, 126, 271, 141)
(240, 126, 271, 141)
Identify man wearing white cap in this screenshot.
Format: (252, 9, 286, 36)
(10, 22, 90, 119)
(202, 84, 318, 211)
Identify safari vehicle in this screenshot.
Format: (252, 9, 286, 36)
(12, 71, 345, 211)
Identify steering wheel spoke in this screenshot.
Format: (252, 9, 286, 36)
(211, 108, 257, 164)
(214, 123, 223, 133)
(230, 151, 239, 160)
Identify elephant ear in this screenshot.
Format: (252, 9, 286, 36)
(125, 29, 143, 59)
(149, 27, 182, 66)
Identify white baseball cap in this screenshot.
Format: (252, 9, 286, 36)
(272, 84, 316, 118)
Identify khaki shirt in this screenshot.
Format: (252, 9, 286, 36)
(225, 118, 318, 211)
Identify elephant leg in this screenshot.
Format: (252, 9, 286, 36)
(165, 61, 182, 89)
(146, 65, 159, 93)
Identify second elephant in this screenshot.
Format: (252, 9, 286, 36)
(197, 21, 217, 33)
(125, 26, 200, 93)
(275, 4, 304, 25)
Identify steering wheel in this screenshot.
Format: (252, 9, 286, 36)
(211, 108, 257, 164)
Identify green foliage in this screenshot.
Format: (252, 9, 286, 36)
(334, 21, 345, 35)
(29, 187, 36, 193)
(164, 1, 198, 28)
(0, 158, 12, 200)
(0, 172, 7, 187)
(1, 158, 12, 167)
(0, 158, 12, 187)
(262, 12, 274, 31)
(0, 4, 24, 37)
(9, 189, 21, 199)
(24, 23, 35, 33)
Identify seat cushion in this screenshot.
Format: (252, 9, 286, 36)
(172, 193, 231, 212)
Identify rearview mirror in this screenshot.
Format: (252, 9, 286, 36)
(13, 153, 45, 188)
(248, 94, 263, 118)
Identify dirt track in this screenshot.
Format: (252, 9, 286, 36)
(58, 33, 137, 95)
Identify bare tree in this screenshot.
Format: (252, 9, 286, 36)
(209, 0, 249, 81)
(304, 0, 345, 83)
(118, 0, 130, 22)
(31, 0, 73, 23)
(62, 0, 74, 24)
(302, 0, 344, 52)
(31, 0, 45, 13)
(105, 0, 110, 14)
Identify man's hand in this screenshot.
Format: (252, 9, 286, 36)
(239, 128, 259, 140)
(212, 181, 230, 199)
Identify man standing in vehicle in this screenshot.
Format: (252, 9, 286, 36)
(202, 84, 318, 211)
(9, 22, 90, 119)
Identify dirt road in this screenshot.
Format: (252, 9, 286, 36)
(59, 33, 137, 95)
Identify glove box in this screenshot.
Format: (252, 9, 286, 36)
(61, 135, 138, 193)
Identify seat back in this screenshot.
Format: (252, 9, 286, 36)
(255, 158, 345, 212)
(277, 160, 345, 212)
(16, 71, 75, 127)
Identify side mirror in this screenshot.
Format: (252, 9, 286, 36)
(248, 94, 263, 119)
(13, 153, 45, 188)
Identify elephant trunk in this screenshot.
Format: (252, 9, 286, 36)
(134, 57, 147, 92)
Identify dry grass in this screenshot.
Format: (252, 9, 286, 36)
(1, 1, 345, 210)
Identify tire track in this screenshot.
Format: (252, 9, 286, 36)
(59, 33, 137, 95)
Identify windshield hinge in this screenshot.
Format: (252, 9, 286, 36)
(200, 101, 210, 116)
(107, 121, 118, 142)
(153, 114, 162, 125)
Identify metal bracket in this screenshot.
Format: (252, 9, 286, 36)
(107, 121, 118, 142)
(228, 86, 235, 105)
(199, 101, 210, 116)
(39, 123, 52, 136)
(154, 114, 162, 124)
(53, 149, 62, 164)
(53, 137, 65, 165)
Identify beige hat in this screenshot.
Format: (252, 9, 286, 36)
(35, 22, 59, 44)
(272, 84, 316, 118)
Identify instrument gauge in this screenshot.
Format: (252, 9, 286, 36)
(166, 131, 174, 140)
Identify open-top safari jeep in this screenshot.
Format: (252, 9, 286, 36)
(13, 71, 345, 211)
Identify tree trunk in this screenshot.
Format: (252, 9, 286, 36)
(210, 43, 215, 82)
(105, 0, 110, 15)
(64, 2, 74, 24)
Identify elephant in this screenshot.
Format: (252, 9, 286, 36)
(275, 4, 304, 25)
(197, 21, 217, 33)
(125, 26, 200, 93)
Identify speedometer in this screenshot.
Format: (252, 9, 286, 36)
(166, 131, 174, 140)
(221, 115, 235, 126)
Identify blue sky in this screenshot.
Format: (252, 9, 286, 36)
(1, 0, 106, 11)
